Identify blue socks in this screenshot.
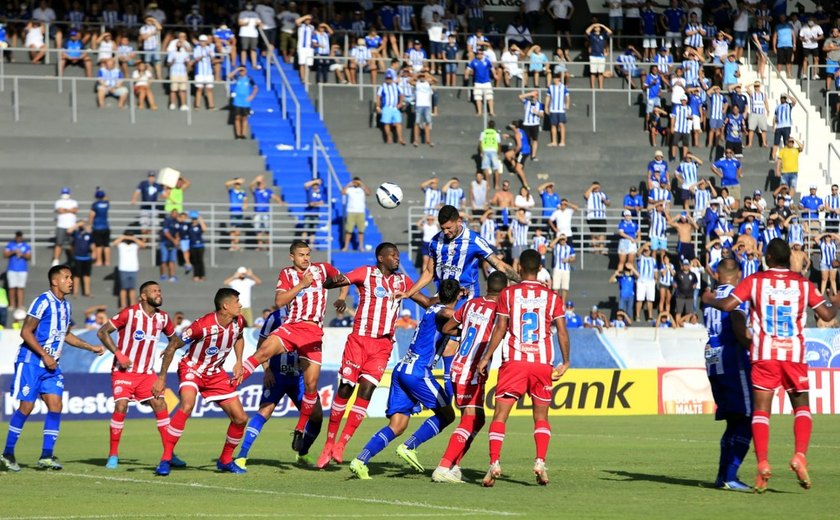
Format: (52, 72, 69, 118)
(719, 416, 752, 482)
(442, 355, 454, 398)
(404, 416, 443, 450)
(300, 417, 322, 456)
(4, 410, 27, 456)
(238, 414, 268, 459)
(358, 426, 396, 464)
(40, 411, 61, 459)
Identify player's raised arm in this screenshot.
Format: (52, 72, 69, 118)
(97, 321, 131, 369)
(275, 268, 315, 308)
(477, 314, 509, 377)
(813, 290, 840, 323)
(701, 287, 741, 312)
(402, 258, 435, 300)
(486, 254, 521, 283)
(19, 315, 56, 370)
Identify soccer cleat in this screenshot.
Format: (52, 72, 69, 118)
(105, 455, 119, 469)
(291, 430, 304, 452)
(170, 453, 187, 468)
(349, 458, 371, 480)
(432, 466, 464, 483)
(396, 444, 424, 472)
(0, 453, 21, 472)
(331, 442, 346, 464)
(216, 459, 247, 474)
(482, 461, 502, 487)
(37, 456, 63, 470)
(449, 465, 462, 481)
(316, 444, 334, 468)
(754, 461, 772, 493)
(789, 453, 811, 490)
(534, 458, 549, 486)
(234, 457, 248, 470)
(715, 479, 752, 492)
(296, 453, 315, 467)
(155, 460, 171, 476)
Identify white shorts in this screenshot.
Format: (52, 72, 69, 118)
(643, 37, 657, 49)
(195, 74, 215, 88)
(329, 63, 344, 72)
(7, 271, 27, 289)
(552, 269, 570, 291)
(473, 82, 493, 101)
(692, 115, 702, 131)
(297, 47, 314, 67)
(618, 239, 638, 255)
(636, 279, 655, 302)
(590, 56, 606, 74)
(665, 32, 681, 47)
(253, 212, 270, 230)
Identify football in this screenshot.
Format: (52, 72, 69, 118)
(375, 182, 403, 209)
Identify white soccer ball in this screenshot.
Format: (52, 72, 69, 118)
(376, 182, 403, 209)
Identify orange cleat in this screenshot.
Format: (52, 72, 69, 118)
(316, 443, 334, 469)
(754, 461, 772, 494)
(789, 453, 811, 490)
(331, 442, 346, 464)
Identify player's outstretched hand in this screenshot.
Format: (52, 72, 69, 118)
(151, 378, 166, 399)
(552, 363, 569, 381)
(263, 370, 275, 389)
(392, 291, 405, 301)
(231, 361, 244, 386)
(334, 298, 347, 314)
(92, 345, 106, 356)
(42, 354, 57, 371)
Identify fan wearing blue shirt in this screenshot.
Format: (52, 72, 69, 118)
(799, 185, 824, 224)
(250, 174, 281, 251)
(71, 222, 93, 297)
(711, 149, 742, 203)
(610, 267, 637, 320)
(617, 210, 639, 270)
(647, 150, 669, 190)
(89, 188, 110, 267)
(60, 29, 92, 77)
(538, 182, 561, 225)
(623, 186, 644, 216)
(229, 67, 258, 139)
(465, 48, 495, 116)
(585, 22, 613, 90)
(224, 177, 248, 252)
(4, 231, 32, 310)
(564, 300, 583, 329)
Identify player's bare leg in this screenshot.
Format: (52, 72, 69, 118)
(216, 397, 248, 474)
(484, 398, 514, 487)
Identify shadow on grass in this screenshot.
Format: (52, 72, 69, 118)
(601, 470, 792, 494)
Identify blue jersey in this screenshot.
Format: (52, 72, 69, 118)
(517, 128, 531, 156)
(73, 230, 93, 260)
(259, 308, 299, 376)
(5, 241, 31, 272)
(91, 200, 110, 230)
(395, 304, 447, 377)
(228, 188, 246, 213)
(468, 57, 493, 83)
(17, 291, 72, 365)
(188, 222, 204, 248)
(428, 227, 494, 299)
(253, 187, 273, 213)
(704, 284, 750, 377)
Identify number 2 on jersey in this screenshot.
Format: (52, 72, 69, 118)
(521, 311, 539, 343)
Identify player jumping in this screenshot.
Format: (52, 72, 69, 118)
(234, 307, 323, 468)
(477, 249, 570, 487)
(317, 242, 432, 468)
(348, 279, 460, 480)
(432, 271, 507, 483)
(702, 258, 753, 491)
(97, 280, 186, 470)
(152, 288, 249, 476)
(704, 239, 840, 492)
(0, 265, 104, 472)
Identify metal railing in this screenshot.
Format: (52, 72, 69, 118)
(0, 200, 331, 268)
(313, 134, 338, 262)
(758, 48, 811, 147)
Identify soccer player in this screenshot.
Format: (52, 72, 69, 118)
(239, 240, 341, 452)
(97, 280, 186, 470)
(476, 249, 570, 487)
(316, 242, 432, 468)
(703, 239, 840, 492)
(348, 279, 460, 480)
(151, 288, 249, 476)
(0, 265, 104, 472)
(702, 258, 752, 491)
(433, 271, 507, 483)
(234, 306, 323, 468)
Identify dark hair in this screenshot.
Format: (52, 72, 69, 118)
(289, 240, 310, 254)
(488, 120, 495, 129)
(487, 271, 507, 294)
(214, 288, 240, 311)
(438, 279, 461, 305)
(375, 241, 398, 258)
(519, 249, 541, 274)
(765, 238, 791, 268)
(139, 280, 159, 294)
(437, 205, 460, 225)
(717, 257, 740, 278)
(48, 264, 71, 282)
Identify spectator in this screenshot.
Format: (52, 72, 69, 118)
(526, 45, 550, 88)
(237, 2, 262, 69)
(502, 120, 531, 188)
(617, 210, 639, 270)
(312, 23, 334, 84)
(52, 187, 78, 266)
(505, 15, 532, 49)
(3, 231, 31, 310)
(131, 61, 157, 110)
(508, 208, 530, 271)
(615, 46, 643, 89)
(549, 198, 578, 243)
(131, 171, 162, 237)
(418, 214, 440, 273)
(96, 58, 128, 108)
(411, 70, 436, 147)
(500, 44, 524, 87)
(214, 23, 238, 77)
(88, 188, 111, 267)
(84, 305, 108, 330)
(564, 300, 583, 329)
(657, 254, 675, 314)
(255, 0, 277, 49)
(826, 184, 840, 234)
(799, 17, 823, 80)
(71, 222, 93, 297)
(405, 39, 427, 73)
(162, 177, 191, 215)
(23, 21, 47, 64)
(175, 212, 192, 276)
(342, 177, 371, 252)
(675, 152, 702, 209)
(635, 243, 657, 322)
(420, 177, 441, 216)
(545, 74, 570, 147)
(144, 2, 166, 24)
(224, 177, 248, 251)
(674, 258, 697, 319)
(823, 27, 840, 93)
(470, 172, 489, 216)
(712, 148, 743, 203)
(518, 90, 544, 161)
(173, 311, 192, 335)
(278, 2, 300, 64)
(465, 47, 495, 116)
(225, 266, 262, 325)
(548, 0, 575, 49)
(538, 182, 561, 228)
(514, 186, 536, 214)
(669, 210, 699, 261)
(770, 94, 795, 161)
(655, 311, 676, 328)
(647, 149, 670, 191)
(298, 178, 324, 246)
(442, 32, 459, 86)
(166, 38, 192, 112)
(817, 233, 840, 295)
(116, 36, 137, 78)
(295, 14, 315, 80)
(584, 181, 610, 255)
(623, 186, 644, 217)
(800, 184, 824, 235)
(610, 264, 636, 320)
(376, 70, 406, 145)
(479, 120, 503, 189)
(329, 309, 354, 327)
(193, 35, 218, 111)
(93, 31, 115, 65)
(533, 229, 549, 265)
(585, 22, 612, 90)
(775, 137, 804, 191)
(348, 38, 374, 85)
(230, 67, 258, 139)
(772, 14, 795, 77)
(745, 81, 769, 149)
(705, 85, 727, 148)
(159, 210, 180, 282)
(550, 233, 575, 300)
(139, 16, 163, 78)
(394, 309, 418, 330)
(670, 95, 693, 160)
(250, 174, 282, 251)
(584, 306, 608, 332)
(187, 211, 207, 282)
(60, 29, 92, 77)
(480, 209, 498, 250)
(442, 178, 465, 211)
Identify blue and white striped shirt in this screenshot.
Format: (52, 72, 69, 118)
(443, 187, 464, 209)
(377, 82, 402, 108)
(67, 10, 85, 30)
(98, 66, 123, 87)
(638, 256, 657, 281)
(826, 194, 840, 220)
(683, 59, 700, 86)
(787, 222, 805, 245)
(741, 258, 760, 277)
(774, 102, 792, 127)
(16, 290, 72, 366)
(408, 48, 427, 68)
(552, 243, 574, 271)
(716, 220, 733, 248)
(547, 83, 568, 113)
(297, 24, 313, 49)
(123, 13, 139, 28)
(466, 34, 488, 53)
(467, 0, 484, 20)
(821, 240, 837, 267)
(685, 23, 704, 48)
(750, 91, 766, 115)
(694, 188, 711, 217)
(617, 54, 639, 75)
(708, 93, 726, 120)
(103, 9, 120, 28)
(314, 32, 330, 56)
(676, 160, 699, 189)
(655, 54, 673, 75)
(649, 210, 668, 240)
(424, 187, 441, 214)
(351, 20, 366, 38)
(167, 50, 191, 76)
(672, 104, 693, 133)
(510, 219, 529, 246)
(522, 99, 543, 126)
(533, 235, 548, 253)
(193, 45, 215, 77)
(586, 192, 608, 219)
(481, 218, 496, 246)
(428, 226, 496, 298)
(760, 225, 781, 251)
(351, 46, 372, 67)
(659, 263, 674, 286)
(396, 4, 414, 31)
(649, 187, 672, 205)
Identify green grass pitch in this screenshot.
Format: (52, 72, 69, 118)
(1, 415, 838, 519)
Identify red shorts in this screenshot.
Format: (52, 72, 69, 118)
(177, 362, 239, 403)
(112, 371, 157, 403)
(269, 321, 324, 364)
(752, 360, 810, 393)
(340, 333, 393, 386)
(495, 361, 553, 405)
(451, 375, 485, 409)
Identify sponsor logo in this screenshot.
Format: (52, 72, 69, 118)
(374, 286, 388, 298)
(114, 386, 123, 395)
(21, 385, 30, 397)
(206, 346, 220, 356)
(263, 388, 271, 399)
(133, 330, 146, 342)
(342, 366, 353, 376)
(185, 372, 196, 380)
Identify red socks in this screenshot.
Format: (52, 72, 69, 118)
(793, 406, 812, 455)
(220, 422, 246, 464)
(339, 398, 370, 446)
(534, 420, 551, 460)
(440, 414, 475, 468)
(155, 410, 169, 447)
(325, 395, 349, 444)
(752, 410, 771, 463)
(109, 412, 126, 457)
(295, 392, 319, 432)
(163, 409, 189, 461)
(488, 421, 506, 464)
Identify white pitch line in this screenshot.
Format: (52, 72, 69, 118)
(3, 513, 480, 520)
(55, 473, 521, 517)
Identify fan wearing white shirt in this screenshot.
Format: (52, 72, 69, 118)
(410, 70, 436, 147)
(238, 2, 263, 70)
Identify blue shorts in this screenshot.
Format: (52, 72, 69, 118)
(444, 63, 457, 74)
(646, 96, 661, 114)
(260, 370, 304, 407)
(386, 369, 449, 417)
(827, 60, 839, 75)
(549, 113, 567, 126)
(650, 237, 668, 251)
(11, 362, 65, 401)
(733, 32, 747, 48)
(481, 150, 501, 171)
(160, 244, 177, 263)
(381, 106, 402, 125)
(709, 117, 724, 129)
(709, 372, 752, 420)
(430, 41, 445, 55)
(230, 213, 245, 228)
(179, 239, 190, 252)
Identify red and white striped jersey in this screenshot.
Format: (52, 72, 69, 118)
(451, 296, 498, 385)
(347, 266, 414, 338)
(497, 281, 564, 365)
(179, 312, 245, 375)
(276, 262, 341, 325)
(109, 304, 175, 374)
(732, 268, 825, 364)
